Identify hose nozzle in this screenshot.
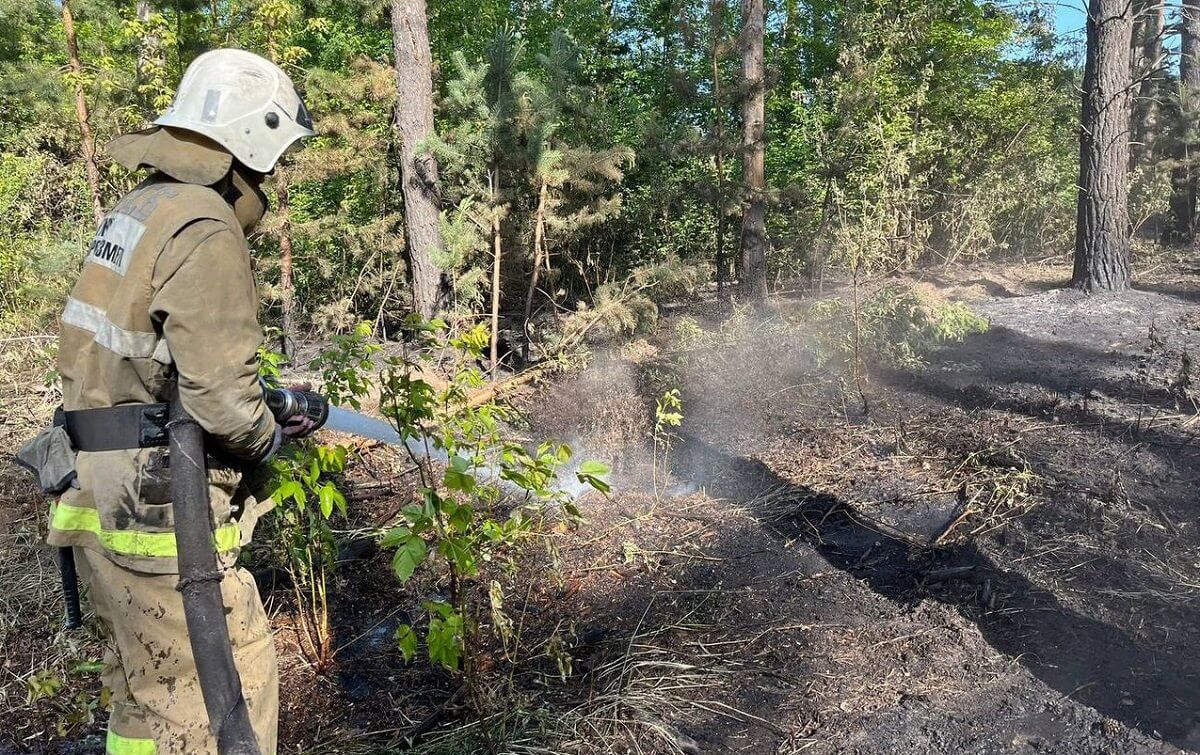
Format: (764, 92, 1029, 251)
(262, 386, 330, 433)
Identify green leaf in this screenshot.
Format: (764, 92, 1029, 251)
(318, 484, 335, 518)
(448, 503, 474, 533)
(390, 531, 428, 582)
(444, 456, 476, 492)
(439, 536, 477, 575)
(426, 608, 463, 669)
(380, 526, 411, 549)
(578, 460, 610, 477)
(578, 474, 612, 495)
(395, 624, 417, 663)
(423, 599, 454, 619)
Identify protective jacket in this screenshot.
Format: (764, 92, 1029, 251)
(51, 129, 277, 575)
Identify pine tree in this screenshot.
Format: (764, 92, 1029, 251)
(60, 0, 103, 225)
(1167, 0, 1200, 245)
(739, 0, 767, 299)
(1073, 0, 1133, 292)
(392, 0, 447, 320)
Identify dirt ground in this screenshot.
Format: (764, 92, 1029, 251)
(2, 255, 1199, 754)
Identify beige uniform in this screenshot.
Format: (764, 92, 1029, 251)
(53, 160, 280, 754)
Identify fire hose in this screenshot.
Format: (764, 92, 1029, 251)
(168, 399, 262, 755)
(168, 386, 327, 755)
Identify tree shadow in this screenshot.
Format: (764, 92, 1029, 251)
(1134, 282, 1200, 305)
(669, 433, 1200, 751)
(879, 326, 1200, 525)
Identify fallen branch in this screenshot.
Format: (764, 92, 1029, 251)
(466, 365, 549, 408)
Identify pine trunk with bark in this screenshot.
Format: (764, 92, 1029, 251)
(1130, 0, 1164, 164)
(711, 0, 728, 293)
(739, 0, 767, 300)
(392, 0, 446, 320)
(521, 179, 549, 362)
(1168, 0, 1200, 245)
(62, 0, 104, 226)
(490, 170, 503, 380)
(1073, 0, 1133, 292)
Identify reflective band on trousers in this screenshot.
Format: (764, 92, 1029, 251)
(51, 502, 240, 558)
(107, 729, 156, 755)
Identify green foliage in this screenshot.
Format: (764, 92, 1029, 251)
(308, 321, 381, 409)
(261, 334, 363, 668)
(807, 282, 989, 370)
(0, 0, 1089, 348)
(379, 318, 610, 673)
(652, 387, 683, 499)
(265, 436, 350, 667)
(24, 660, 109, 738)
(256, 338, 289, 382)
(0, 151, 85, 335)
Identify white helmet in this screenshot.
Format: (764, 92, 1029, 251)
(154, 48, 315, 174)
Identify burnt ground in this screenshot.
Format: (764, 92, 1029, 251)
(2, 257, 1199, 754)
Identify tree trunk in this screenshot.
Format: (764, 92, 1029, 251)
(489, 170, 503, 381)
(711, 0, 729, 294)
(1073, 0, 1132, 292)
(810, 179, 834, 292)
(738, 0, 767, 300)
(278, 180, 296, 355)
(1130, 0, 1164, 164)
(521, 178, 549, 362)
(135, 0, 165, 113)
(391, 0, 446, 320)
(62, 0, 104, 226)
(1168, 0, 1200, 244)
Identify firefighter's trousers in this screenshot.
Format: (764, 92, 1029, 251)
(75, 547, 279, 755)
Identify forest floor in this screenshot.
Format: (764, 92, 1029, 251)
(2, 254, 1199, 754)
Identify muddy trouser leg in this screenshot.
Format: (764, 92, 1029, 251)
(75, 547, 279, 755)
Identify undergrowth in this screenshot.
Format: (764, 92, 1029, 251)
(805, 281, 989, 370)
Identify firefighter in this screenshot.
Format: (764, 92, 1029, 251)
(50, 48, 315, 754)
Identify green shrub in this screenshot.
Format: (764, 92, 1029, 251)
(807, 282, 988, 370)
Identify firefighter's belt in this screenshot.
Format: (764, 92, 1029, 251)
(62, 403, 170, 452)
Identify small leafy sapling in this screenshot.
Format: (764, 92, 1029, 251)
(308, 321, 381, 409)
(378, 317, 610, 689)
(652, 388, 684, 501)
(267, 434, 351, 669)
(257, 335, 368, 669)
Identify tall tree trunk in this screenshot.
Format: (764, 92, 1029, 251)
(62, 0, 104, 226)
(810, 178, 833, 292)
(1073, 0, 1133, 292)
(391, 0, 446, 320)
(277, 180, 296, 355)
(521, 178, 549, 362)
(711, 0, 728, 293)
(489, 170, 503, 380)
(1130, 0, 1164, 164)
(135, 0, 165, 113)
(739, 0, 767, 300)
(1168, 0, 1200, 244)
